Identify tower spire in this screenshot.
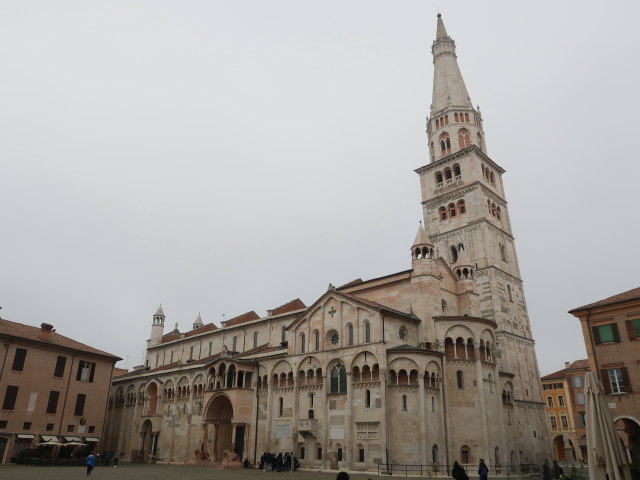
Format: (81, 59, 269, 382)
(430, 14, 472, 113)
(427, 14, 486, 163)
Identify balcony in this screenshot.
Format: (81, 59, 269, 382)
(298, 419, 317, 436)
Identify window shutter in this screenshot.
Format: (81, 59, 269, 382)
(626, 320, 637, 340)
(611, 323, 620, 342)
(76, 363, 83, 381)
(621, 367, 632, 393)
(600, 370, 611, 394)
(89, 363, 96, 382)
(592, 326, 602, 345)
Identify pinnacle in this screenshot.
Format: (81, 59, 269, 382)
(154, 305, 165, 317)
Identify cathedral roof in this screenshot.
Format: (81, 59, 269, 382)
(224, 310, 260, 327)
(0, 318, 121, 360)
(569, 286, 640, 313)
(269, 298, 306, 316)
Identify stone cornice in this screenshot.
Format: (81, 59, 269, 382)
(423, 182, 479, 206)
(433, 315, 498, 329)
(414, 145, 505, 176)
(495, 329, 535, 344)
(429, 218, 515, 244)
(474, 265, 522, 284)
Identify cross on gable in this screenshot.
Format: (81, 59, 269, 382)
(328, 307, 337, 317)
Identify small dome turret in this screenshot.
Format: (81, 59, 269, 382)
(452, 246, 474, 280)
(411, 223, 435, 260)
(193, 313, 204, 330)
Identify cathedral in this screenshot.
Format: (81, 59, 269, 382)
(104, 15, 551, 471)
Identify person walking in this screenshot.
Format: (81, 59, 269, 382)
(113, 451, 120, 467)
(478, 458, 489, 480)
(453, 461, 470, 480)
(86, 453, 96, 476)
(542, 459, 553, 480)
(552, 460, 563, 479)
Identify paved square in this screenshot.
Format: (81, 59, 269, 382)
(0, 464, 374, 480)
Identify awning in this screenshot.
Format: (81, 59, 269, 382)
(84, 437, 99, 442)
(64, 436, 82, 442)
(41, 435, 60, 442)
(17, 434, 35, 439)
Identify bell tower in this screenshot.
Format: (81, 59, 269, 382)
(416, 13, 548, 461)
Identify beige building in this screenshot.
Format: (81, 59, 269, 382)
(541, 360, 590, 463)
(104, 14, 551, 471)
(569, 287, 640, 465)
(0, 318, 121, 463)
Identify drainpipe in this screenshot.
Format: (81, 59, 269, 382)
(58, 354, 77, 438)
(99, 361, 116, 453)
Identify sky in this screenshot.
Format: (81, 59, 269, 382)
(1, 1, 639, 375)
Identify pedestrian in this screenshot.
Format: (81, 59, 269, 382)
(542, 459, 553, 480)
(337, 472, 350, 480)
(453, 461, 469, 480)
(478, 458, 489, 480)
(552, 460, 563, 479)
(113, 451, 120, 467)
(86, 452, 96, 476)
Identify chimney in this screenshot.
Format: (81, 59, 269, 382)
(41, 323, 54, 332)
(564, 362, 570, 368)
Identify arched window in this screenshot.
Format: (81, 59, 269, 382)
(432, 444, 439, 464)
(461, 445, 470, 464)
(439, 206, 447, 221)
(456, 370, 464, 389)
(453, 164, 461, 177)
(451, 245, 458, 263)
(458, 128, 471, 149)
(253, 331, 258, 348)
(279, 397, 284, 416)
(454, 113, 459, 122)
(507, 284, 513, 302)
(432, 396, 436, 412)
(449, 203, 456, 217)
(402, 394, 407, 410)
(439, 133, 451, 154)
(347, 324, 354, 346)
(300, 333, 306, 353)
(496, 206, 501, 219)
(478, 133, 484, 151)
(330, 363, 347, 394)
(232, 336, 237, 352)
(365, 389, 371, 408)
(364, 321, 371, 343)
(281, 326, 286, 344)
(458, 200, 466, 214)
(490, 171, 495, 184)
(435, 172, 443, 184)
(436, 119, 440, 129)
(314, 330, 320, 351)
(444, 115, 449, 125)
(464, 113, 470, 122)
(444, 168, 452, 180)
(500, 244, 507, 262)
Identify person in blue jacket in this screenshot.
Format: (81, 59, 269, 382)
(86, 452, 96, 476)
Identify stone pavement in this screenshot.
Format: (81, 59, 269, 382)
(0, 464, 374, 480)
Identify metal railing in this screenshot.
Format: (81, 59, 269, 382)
(377, 463, 541, 477)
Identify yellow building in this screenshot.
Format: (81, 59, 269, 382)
(541, 360, 589, 463)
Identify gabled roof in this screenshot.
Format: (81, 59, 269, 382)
(337, 278, 363, 289)
(541, 359, 589, 380)
(0, 318, 121, 361)
(270, 299, 306, 316)
(225, 311, 260, 327)
(569, 287, 640, 313)
(184, 322, 217, 338)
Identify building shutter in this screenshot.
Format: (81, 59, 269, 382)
(12, 348, 27, 371)
(625, 320, 637, 340)
(592, 326, 602, 345)
(600, 370, 611, 394)
(611, 323, 620, 342)
(89, 363, 96, 382)
(2, 385, 19, 410)
(621, 367, 632, 393)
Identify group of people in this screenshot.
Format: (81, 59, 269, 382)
(452, 459, 489, 480)
(85, 451, 120, 475)
(258, 451, 300, 471)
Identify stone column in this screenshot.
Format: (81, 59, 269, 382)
(293, 375, 299, 457)
(379, 368, 388, 465)
(475, 344, 489, 460)
(265, 378, 273, 448)
(345, 371, 353, 469)
(322, 371, 329, 470)
(418, 374, 427, 466)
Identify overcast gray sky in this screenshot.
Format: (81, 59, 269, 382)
(2, 1, 639, 375)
